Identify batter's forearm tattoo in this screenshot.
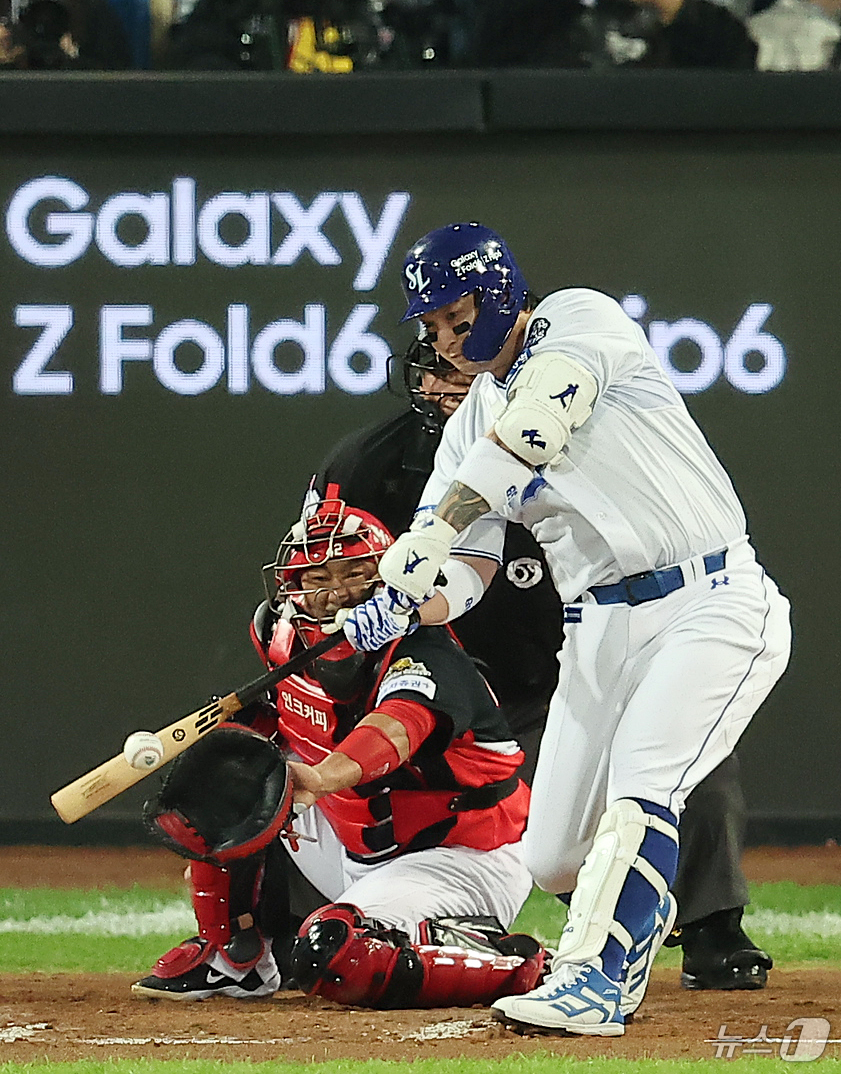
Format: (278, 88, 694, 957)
(435, 481, 491, 533)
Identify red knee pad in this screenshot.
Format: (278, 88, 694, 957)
(292, 904, 414, 1006)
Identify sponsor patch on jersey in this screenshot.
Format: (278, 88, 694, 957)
(506, 556, 544, 589)
(525, 317, 550, 348)
(377, 658, 437, 703)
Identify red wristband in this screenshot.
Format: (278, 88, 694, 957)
(335, 724, 402, 783)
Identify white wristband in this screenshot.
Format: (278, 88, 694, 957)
(436, 558, 486, 621)
(452, 437, 535, 515)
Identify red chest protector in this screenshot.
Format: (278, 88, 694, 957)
(258, 618, 528, 862)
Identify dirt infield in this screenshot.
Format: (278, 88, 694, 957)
(1, 844, 840, 1064)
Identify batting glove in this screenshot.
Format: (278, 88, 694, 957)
(339, 586, 420, 652)
(378, 514, 459, 603)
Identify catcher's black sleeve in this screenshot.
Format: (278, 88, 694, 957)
(374, 627, 515, 746)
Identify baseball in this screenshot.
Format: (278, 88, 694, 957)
(123, 731, 165, 771)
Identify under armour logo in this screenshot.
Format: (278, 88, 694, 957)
(711, 576, 730, 588)
(404, 263, 430, 293)
(550, 383, 579, 408)
(522, 429, 547, 450)
(404, 551, 428, 574)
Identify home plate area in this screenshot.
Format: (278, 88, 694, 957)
(2, 846, 841, 1063)
(1, 968, 840, 1063)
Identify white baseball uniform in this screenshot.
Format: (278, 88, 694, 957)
(419, 287, 792, 895)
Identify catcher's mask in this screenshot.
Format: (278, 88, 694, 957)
(261, 494, 393, 699)
(392, 339, 473, 433)
(143, 724, 293, 865)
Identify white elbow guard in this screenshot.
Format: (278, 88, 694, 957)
(494, 352, 598, 465)
(435, 558, 485, 621)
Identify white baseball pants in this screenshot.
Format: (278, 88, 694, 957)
(524, 537, 791, 894)
(281, 802, 532, 940)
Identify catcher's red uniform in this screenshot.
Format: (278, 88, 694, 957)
(253, 616, 529, 861)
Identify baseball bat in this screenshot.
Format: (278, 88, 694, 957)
(50, 631, 345, 824)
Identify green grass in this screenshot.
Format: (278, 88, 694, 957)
(2, 881, 841, 974)
(3, 1061, 841, 1074)
(3, 880, 839, 1074)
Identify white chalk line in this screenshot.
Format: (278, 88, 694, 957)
(2, 902, 841, 943)
(0, 1024, 308, 1045)
(530, 909, 841, 947)
(0, 1022, 51, 1042)
(79, 1035, 304, 1045)
(399, 1019, 492, 1041)
(0, 901, 193, 936)
(3, 1012, 490, 1046)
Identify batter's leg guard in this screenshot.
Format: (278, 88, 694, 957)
(132, 859, 280, 1001)
(555, 799, 679, 980)
(291, 903, 546, 1009)
(492, 799, 678, 1036)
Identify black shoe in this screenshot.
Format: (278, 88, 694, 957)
(678, 908, 772, 991)
(132, 928, 281, 1001)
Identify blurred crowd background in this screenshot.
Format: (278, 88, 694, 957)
(0, 0, 839, 75)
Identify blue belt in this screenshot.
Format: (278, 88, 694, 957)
(589, 550, 727, 607)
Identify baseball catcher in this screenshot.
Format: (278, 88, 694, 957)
(132, 494, 546, 1007)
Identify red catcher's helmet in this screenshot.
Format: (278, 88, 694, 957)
(262, 493, 393, 649)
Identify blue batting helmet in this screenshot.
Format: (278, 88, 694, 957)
(400, 222, 530, 363)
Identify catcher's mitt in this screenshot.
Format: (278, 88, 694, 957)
(143, 723, 293, 865)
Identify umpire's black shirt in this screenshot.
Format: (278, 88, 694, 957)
(316, 408, 564, 738)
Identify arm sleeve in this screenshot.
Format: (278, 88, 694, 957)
(415, 380, 507, 557)
(374, 697, 438, 755)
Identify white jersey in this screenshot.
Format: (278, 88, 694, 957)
(419, 287, 748, 603)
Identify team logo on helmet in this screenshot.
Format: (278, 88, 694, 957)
(404, 263, 430, 293)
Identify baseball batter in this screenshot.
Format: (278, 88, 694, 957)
(317, 342, 774, 991)
(340, 222, 792, 1035)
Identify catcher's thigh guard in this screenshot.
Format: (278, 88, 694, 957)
(291, 904, 546, 1009)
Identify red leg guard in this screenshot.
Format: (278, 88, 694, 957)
(412, 943, 545, 1007)
(190, 860, 232, 947)
(291, 903, 546, 1009)
(150, 861, 252, 980)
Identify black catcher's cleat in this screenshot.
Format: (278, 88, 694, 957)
(131, 927, 281, 1001)
(677, 907, 772, 991)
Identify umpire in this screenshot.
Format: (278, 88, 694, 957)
(314, 340, 773, 993)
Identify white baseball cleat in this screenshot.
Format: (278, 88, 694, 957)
(621, 891, 679, 1018)
(491, 961, 624, 1036)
